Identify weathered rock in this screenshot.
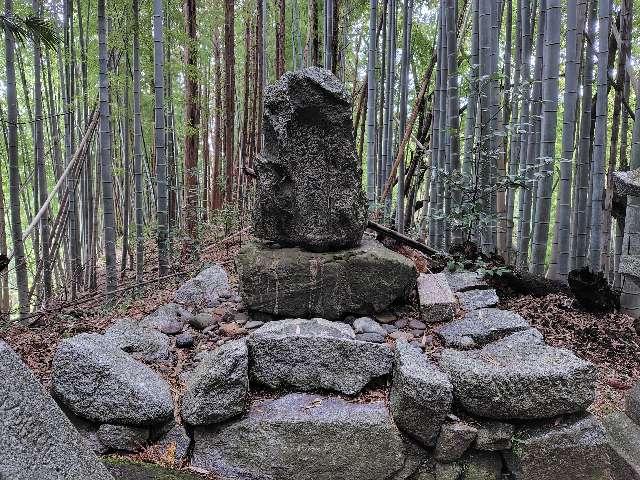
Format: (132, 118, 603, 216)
(97, 424, 149, 452)
(140, 302, 192, 335)
(356, 332, 386, 343)
(0, 341, 114, 480)
(181, 339, 249, 426)
(237, 239, 417, 320)
(63, 409, 109, 454)
(474, 420, 513, 451)
(504, 414, 611, 480)
(189, 312, 216, 330)
(418, 273, 456, 323)
(628, 383, 640, 426)
(430, 451, 503, 480)
(619, 255, 640, 281)
(174, 265, 231, 308)
(52, 333, 174, 425)
(104, 318, 171, 363)
(439, 339, 596, 419)
(353, 316, 386, 335)
(613, 168, 640, 197)
(444, 271, 489, 293)
(390, 340, 453, 446)
(434, 421, 478, 462)
(175, 332, 194, 348)
(253, 67, 367, 251)
(456, 289, 499, 311)
(603, 411, 640, 480)
(248, 318, 393, 395)
(153, 421, 192, 463)
(191, 393, 419, 480)
(219, 322, 247, 337)
(436, 309, 531, 350)
(498, 328, 545, 347)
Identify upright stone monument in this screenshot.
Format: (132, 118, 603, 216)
(238, 67, 417, 320)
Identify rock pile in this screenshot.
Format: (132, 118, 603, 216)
(238, 67, 418, 320)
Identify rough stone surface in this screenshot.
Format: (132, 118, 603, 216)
(63, 409, 109, 454)
(175, 332, 194, 348)
(0, 340, 114, 480)
(619, 255, 640, 281)
(97, 424, 149, 452)
(628, 383, 640, 426)
(353, 316, 386, 335)
(434, 421, 478, 462)
(444, 271, 489, 292)
(498, 328, 545, 347)
(456, 289, 499, 311)
(237, 239, 417, 319)
(439, 338, 596, 419)
(613, 168, 640, 197)
(191, 393, 419, 480)
(253, 67, 367, 251)
(504, 414, 611, 480)
(436, 308, 531, 350)
(153, 421, 192, 462)
(190, 313, 216, 330)
(428, 451, 502, 480)
(174, 265, 231, 308)
(140, 302, 191, 335)
(104, 318, 171, 363)
(248, 318, 393, 395)
(356, 332, 386, 343)
(52, 333, 174, 425)
(417, 273, 456, 323)
(474, 420, 514, 451)
(389, 340, 453, 446)
(603, 411, 640, 480)
(181, 339, 249, 426)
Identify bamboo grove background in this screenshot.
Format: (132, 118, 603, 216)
(1, 0, 639, 320)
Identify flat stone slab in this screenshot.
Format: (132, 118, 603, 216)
(417, 273, 456, 323)
(444, 271, 489, 292)
(389, 340, 453, 446)
(0, 341, 114, 480)
(613, 169, 640, 197)
(52, 333, 174, 426)
(603, 411, 640, 480)
(436, 308, 531, 349)
(439, 338, 596, 420)
(248, 318, 393, 395)
(237, 239, 417, 320)
(456, 289, 499, 311)
(504, 414, 611, 480)
(191, 393, 419, 480)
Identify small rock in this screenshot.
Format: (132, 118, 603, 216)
(353, 317, 386, 335)
(376, 313, 397, 324)
(140, 303, 193, 335)
(394, 319, 409, 329)
(175, 333, 194, 349)
(153, 421, 192, 462)
(417, 273, 456, 323)
(389, 331, 413, 341)
(355, 332, 386, 343)
(174, 265, 231, 308)
(411, 329, 425, 338)
(434, 421, 478, 462)
(409, 340, 424, 351)
(190, 313, 215, 331)
(475, 420, 514, 451)
(383, 324, 398, 334)
(343, 315, 356, 325)
(219, 322, 247, 337)
(234, 312, 249, 325)
(97, 424, 149, 452)
(408, 319, 427, 330)
(244, 320, 265, 330)
(456, 289, 499, 311)
(104, 318, 171, 363)
(222, 310, 236, 323)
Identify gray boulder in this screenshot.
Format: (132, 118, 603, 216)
(253, 67, 367, 252)
(104, 318, 171, 363)
(504, 414, 611, 480)
(0, 341, 114, 480)
(474, 420, 514, 451)
(237, 239, 417, 320)
(436, 308, 531, 350)
(174, 265, 231, 308)
(140, 302, 192, 335)
(613, 168, 640, 197)
(439, 338, 596, 419)
(417, 273, 456, 323)
(389, 340, 453, 446)
(191, 393, 419, 480)
(434, 421, 478, 462)
(97, 424, 149, 452)
(627, 383, 640, 425)
(456, 289, 499, 311)
(603, 411, 640, 480)
(248, 318, 393, 395)
(181, 339, 249, 426)
(52, 333, 174, 425)
(353, 316, 386, 335)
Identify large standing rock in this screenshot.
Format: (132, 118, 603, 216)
(503, 414, 611, 480)
(181, 339, 249, 426)
(0, 341, 114, 480)
(104, 318, 171, 363)
(52, 333, 174, 425)
(603, 411, 640, 479)
(253, 67, 367, 252)
(237, 239, 417, 320)
(248, 318, 393, 395)
(439, 337, 596, 419)
(389, 340, 453, 446)
(174, 265, 231, 308)
(191, 393, 419, 480)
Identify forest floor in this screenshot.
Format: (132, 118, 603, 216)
(1, 224, 638, 474)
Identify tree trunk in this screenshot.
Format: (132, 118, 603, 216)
(133, 0, 144, 285)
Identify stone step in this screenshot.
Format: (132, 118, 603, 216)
(417, 272, 456, 323)
(456, 288, 499, 311)
(603, 411, 640, 479)
(444, 271, 489, 292)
